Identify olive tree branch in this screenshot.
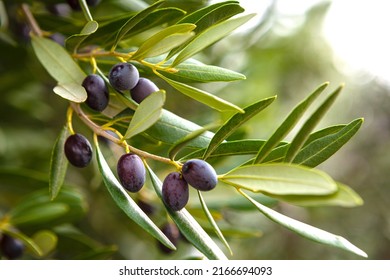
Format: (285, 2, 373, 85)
(70, 102, 177, 167)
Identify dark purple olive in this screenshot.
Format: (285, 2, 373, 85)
(162, 172, 189, 211)
(117, 153, 145, 192)
(82, 74, 109, 112)
(0, 234, 24, 260)
(157, 222, 180, 254)
(64, 133, 93, 168)
(130, 78, 159, 103)
(182, 159, 217, 191)
(108, 63, 139, 91)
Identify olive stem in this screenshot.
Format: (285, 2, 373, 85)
(70, 102, 176, 166)
(66, 106, 75, 135)
(21, 4, 43, 37)
(78, 0, 94, 22)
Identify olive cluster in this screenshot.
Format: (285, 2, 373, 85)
(64, 62, 217, 213)
(0, 234, 24, 260)
(162, 159, 218, 211)
(64, 62, 158, 168)
(108, 62, 159, 104)
(116, 156, 217, 212)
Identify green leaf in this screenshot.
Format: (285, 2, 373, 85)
(168, 123, 218, 161)
(31, 36, 85, 84)
(115, 93, 215, 148)
(157, 72, 244, 113)
(190, 2, 245, 33)
(85, 8, 186, 48)
(53, 83, 87, 103)
(95, 142, 175, 250)
(257, 123, 359, 165)
(146, 109, 215, 148)
(168, 1, 244, 59)
(163, 61, 246, 83)
(8, 188, 86, 227)
(177, 1, 240, 25)
(284, 85, 343, 162)
(171, 13, 256, 67)
(146, 164, 228, 260)
(111, 0, 165, 51)
(9, 203, 69, 226)
(294, 118, 363, 167)
(239, 189, 367, 258)
(203, 96, 276, 160)
(32, 230, 58, 256)
(197, 191, 233, 255)
(181, 139, 266, 160)
(132, 23, 196, 59)
(276, 182, 363, 207)
(66, 20, 99, 52)
(219, 163, 338, 195)
(254, 82, 329, 164)
(49, 126, 69, 200)
(304, 124, 347, 146)
(124, 90, 165, 139)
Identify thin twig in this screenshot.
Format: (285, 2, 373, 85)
(70, 102, 177, 166)
(21, 3, 42, 37)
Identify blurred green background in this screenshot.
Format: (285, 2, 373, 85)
(1, 0, 389, 259)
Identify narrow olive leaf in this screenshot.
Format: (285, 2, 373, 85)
(238, 189, 367, 258)
(115, 93, 215, 147)
(124, 90, 165, 139)
(119, 8, 187, 42)
(164, 62, 246, 83)
(111, 0, 164, 51)
(66, 20, 99, 52)
(171, 13, 256, 67)
(192, 2, 244, 33)
(131, 23, 196, 59)
(9, 203, 69, 226)
(197, 191, 233, 256)
(284, 84, 343, 163)
(86, 8, 185, 48)
(191, 185, 277, 211)
(95, 142, 175, 250)
(219, 163, 337, 195)
(168, 1, 244, 59)
(176, 1, 239, 25)
(203, 96, 276, 160)
(31, 36, 85, 84)
(254, 82, 329, 164)
(49, 126, 69, 200)
(146, 164, 228, 260)
(168, 123, 219, 161)
(261, 124, 354, 164)
(181, 141, 291, 164)
(181, 139, 266, 160)
(157, 72, 244, 113)
(294, 118, 363, 167)
(53, 83, 87, 103)
(147, 109, 215, 148)
(8, 188, 87, 227)
(276, 182, 364, 207)
(2, 228, 43, 257)
(140, 32, 195, 60)
(304, 124, 346, 147)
